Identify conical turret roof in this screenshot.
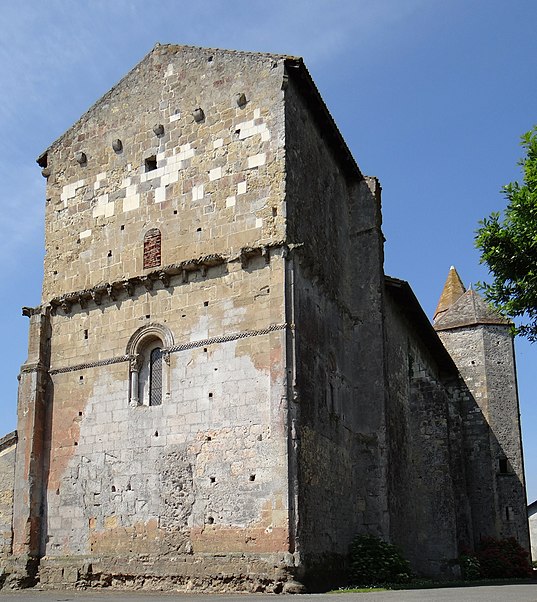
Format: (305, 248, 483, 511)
(434, 288, 511, 331)
(433, 266, 466, 322)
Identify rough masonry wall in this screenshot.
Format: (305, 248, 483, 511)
(437, 325, 529, 548)
(0, 434, 16, 559)
(41, 45, 287, 302)
(40, 254, 291, 588)
(20, 45, 300, 590)
(283, 73, 387, 584)
(383, 294, 471, 577)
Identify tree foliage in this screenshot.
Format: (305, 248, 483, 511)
(476, 127, 537, 340)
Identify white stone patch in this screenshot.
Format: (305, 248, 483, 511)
(237, 181, 247, 195)
(192, 184, 204, 202)
(213, 138, 223, 149)
(123, 194, 140, 212)
(177, 143, 195, 161)
(164, 63, 174, 77)
(170, 112, 181, 123)
(60, 179, 85, 203)
(92, 194, 109, 217)
(209, 167, 222, 181)
(155, 187, 167, 204)
(261, 130, 271, 142)
(105, 201, 115, 218)
(79, 229, 92, 239)
(157, 151, 167, 161)
(237, 118, 269, 140)
(166, 171, 179, 185)
(226, 196, 236, 208)
(248, 153, 266, 169)
(126, 184, 138, 197)
(141, 167, 165, 182)
(254, 108, 261, 118)
(94, 172, 107, 190)
(255, 218, 263, 229)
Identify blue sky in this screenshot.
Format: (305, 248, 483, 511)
(1, 1, 536, 503)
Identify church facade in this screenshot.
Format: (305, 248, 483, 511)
(0, 45, 529, 591)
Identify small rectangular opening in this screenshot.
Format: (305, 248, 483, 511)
(145, 156, 157, 172)
(84, 329, 88, 340)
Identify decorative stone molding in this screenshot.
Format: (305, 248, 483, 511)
(126, 323, 175, 357)
(46, 245, 288, 315)
(50, 355, 131, 375)
(49, 323, 293, 375)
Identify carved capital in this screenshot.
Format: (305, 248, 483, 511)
(162, 351, 171, 366)
(129, 354, 142, 372)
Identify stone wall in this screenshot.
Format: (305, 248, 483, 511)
(437, 324, 529, 548)
(17, 45, 302, 591)
(0, 432, 17, 559)
(383, 290, 470, 577)
(43, 257, 289, 565)
(283, 68, 387, 587)
(40, 45, 287, 303)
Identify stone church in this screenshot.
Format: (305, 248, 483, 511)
(0, 44, 530, 591)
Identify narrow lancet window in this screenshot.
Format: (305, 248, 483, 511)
(149, 347, 163, 406)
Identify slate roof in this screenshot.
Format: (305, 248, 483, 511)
(434, 266, 466, 322)
(434, 288, 511, 331)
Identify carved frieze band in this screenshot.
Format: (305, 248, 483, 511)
(49, 322, 292, 375)
(44, 242, 288, 316)
(166, 322, 290, 353)
(49, 355, 131, 375)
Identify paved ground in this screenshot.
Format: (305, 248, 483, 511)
(1, 586, 537, 602)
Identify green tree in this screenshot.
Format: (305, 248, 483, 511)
(476, 126, 537, 340)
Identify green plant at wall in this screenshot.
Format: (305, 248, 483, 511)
(457, 552, 481, 580)
(475, 536, 532, 578)
(348, 534, 412, 586)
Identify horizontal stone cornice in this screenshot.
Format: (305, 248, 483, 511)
(23, 242, 291, 317)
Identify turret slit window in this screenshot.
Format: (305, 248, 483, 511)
(143, 228, 161, 269)
(149, 347, 163, 406)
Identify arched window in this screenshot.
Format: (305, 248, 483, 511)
(126, 324, 173, 407)
(143, 228, 161, 269)
(137, 340, 163, 406)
